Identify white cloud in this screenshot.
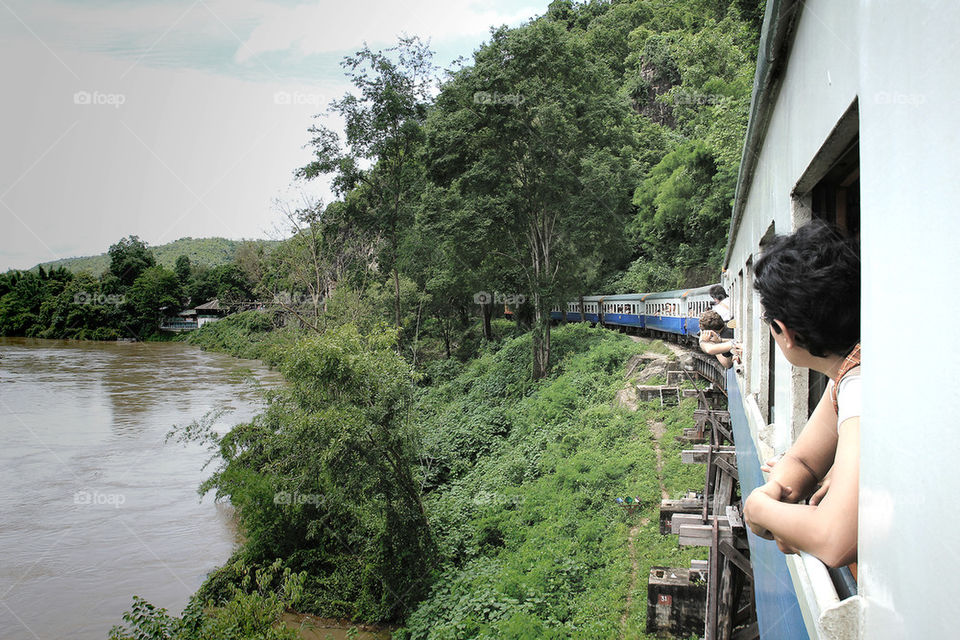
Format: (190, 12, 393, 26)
(1, 0, 541, 77)
(235, 0, 539, 62)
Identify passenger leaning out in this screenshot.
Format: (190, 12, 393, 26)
(710, 285, 733, 323)
(698, 310, 738, 369)
(742, 221, 860, 568)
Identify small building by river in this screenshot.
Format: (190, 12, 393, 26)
(160, 298, 228, 332)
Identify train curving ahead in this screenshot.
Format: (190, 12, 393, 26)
(543, 285, 718, 342)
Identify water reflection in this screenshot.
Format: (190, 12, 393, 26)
(0, 337, 281, 640)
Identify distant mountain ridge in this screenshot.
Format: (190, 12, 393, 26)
(35, 237, 278, 275)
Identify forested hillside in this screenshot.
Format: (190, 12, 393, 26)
(35, 237, 274, 276)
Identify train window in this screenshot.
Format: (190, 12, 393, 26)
(793, 103, 860, 418)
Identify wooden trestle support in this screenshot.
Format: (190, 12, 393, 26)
(648, 353, 759, 640)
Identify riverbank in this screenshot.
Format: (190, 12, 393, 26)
(184, 310, 300, 367)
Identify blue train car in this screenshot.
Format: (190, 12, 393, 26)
(681, 285, 716, 336)
(579, 296, 602, 324)
(599, 293, 646, 329)
(642, 289, 686, 335)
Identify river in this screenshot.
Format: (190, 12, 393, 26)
(0, 337, 283, 640)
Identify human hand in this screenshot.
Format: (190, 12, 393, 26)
(743, 480, 792, 540)
(809, 468, 833, 506)
(700, 330, 719, 342)
(774, 536, 800, 555)
(760, 454, 783, 474)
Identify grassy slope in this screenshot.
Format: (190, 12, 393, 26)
(183, 316, 708, 638)
(398, 324, 707, 639)
(184, 310, 297, 366)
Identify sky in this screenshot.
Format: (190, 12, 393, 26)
(0, 0, 546, 271)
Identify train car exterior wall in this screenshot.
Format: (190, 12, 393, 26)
(724, 1, 960, 639)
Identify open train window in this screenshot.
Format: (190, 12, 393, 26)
(792, 101, 861, 420)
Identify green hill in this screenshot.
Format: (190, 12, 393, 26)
(35, 237, 278, 275)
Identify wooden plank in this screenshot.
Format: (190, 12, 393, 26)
(677, 524, 739, 548)
(706, 518, 720, 640)
(695, 409, 731, 422)
(681, 446, 736, 465)
(719, 540, 753, 578)
(717, 557, 735, 640)
(672, 513, 730, 534)
(714, 456, 739, 480)
(712, 467, 734, 515)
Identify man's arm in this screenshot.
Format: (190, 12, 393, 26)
(765, 388, 840, 501)
(744, 418, 859, 567)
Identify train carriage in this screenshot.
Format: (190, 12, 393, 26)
(679, 284, 716, 337)
(597, 293, 646, 329)
(642, 289, 686, 335)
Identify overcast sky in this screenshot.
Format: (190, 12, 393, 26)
(0, 0, 545, 271)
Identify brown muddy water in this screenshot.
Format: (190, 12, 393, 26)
(0, 337, 283, 640)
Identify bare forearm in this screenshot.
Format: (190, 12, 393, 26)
(749, 494, 855, 567)
(699, 340, 735, 356)
(768, 452, 822, 501)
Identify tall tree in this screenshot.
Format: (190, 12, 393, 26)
(424, 21, 637, 378)
(174, 254, 192, 286)
(298, 37, 435, 333)
(108, 236, 156, 287)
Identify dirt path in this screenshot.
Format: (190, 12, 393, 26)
(619, 417, 672, 637)
(648, 419, 669, 500)
(619, 517, 648, 637)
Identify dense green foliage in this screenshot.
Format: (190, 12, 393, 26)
(185, 310, 293, 366)
(0, 236, 258, 339)
(396, 324, 706, 638)
(109, 561, 304, 640)
(143, 322, 706, 639)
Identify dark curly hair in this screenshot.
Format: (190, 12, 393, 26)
(709, 285, 728, 301)
(699, 309, 726, 332)
(753, 220, 859, 358)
